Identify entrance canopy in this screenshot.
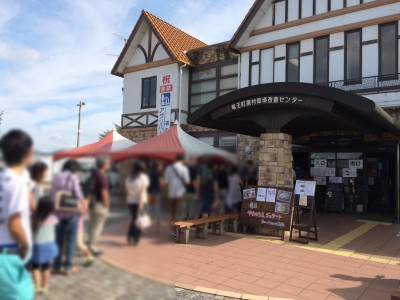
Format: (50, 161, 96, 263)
(53, 130, 136, 161)
(111, 124, 237, 163)
(188, 82, 400, 138)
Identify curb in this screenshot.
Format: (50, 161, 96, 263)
(175, 282, 293, 300)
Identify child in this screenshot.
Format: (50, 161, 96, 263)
(30, 196, 59, 294)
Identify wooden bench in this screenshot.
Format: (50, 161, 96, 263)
(175, 214, 239, 244)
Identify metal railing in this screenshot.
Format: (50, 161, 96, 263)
(318, 74, 400, 94)
(121, 109, 188, 128)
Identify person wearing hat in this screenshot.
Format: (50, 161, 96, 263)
(88, 156, 110, 256)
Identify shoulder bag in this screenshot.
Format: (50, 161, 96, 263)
(54, 175, 81, 212)
(0, 250, 34, 300)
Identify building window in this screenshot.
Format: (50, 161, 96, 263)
(141, 76, 157, 108)
(286, 43, 300, 82)
(314, 36, 329, 84)
(345, 30, 362, 83)
(190, 62, 237, 113)
(379, 22, 398, 80)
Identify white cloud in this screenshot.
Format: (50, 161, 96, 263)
(0, 42, 41, 61)
(0, 0, 136, 151)
(0, 0, 20, 32)
(0, 0, 252, 152)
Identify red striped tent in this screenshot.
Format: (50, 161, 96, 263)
(53, 129, 136, 161)
(110, 125, 237, 163)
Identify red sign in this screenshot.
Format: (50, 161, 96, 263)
(160, 85, 173, 93)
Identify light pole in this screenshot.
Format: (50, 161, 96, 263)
(76, 101, 85, 147)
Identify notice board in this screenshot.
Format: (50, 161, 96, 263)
(240, 186, 294, 231)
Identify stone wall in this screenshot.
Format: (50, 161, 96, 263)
(121, 126, 157, 143)
(258, 133, 293, 188)
(237, 134, 260, 162)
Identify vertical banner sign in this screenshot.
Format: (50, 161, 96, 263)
(157, 75, 173, 135)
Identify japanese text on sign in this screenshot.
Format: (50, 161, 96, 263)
(157, 75, 173, 135)
(230, 96, 304, 111)
(349, 160, 363, 169)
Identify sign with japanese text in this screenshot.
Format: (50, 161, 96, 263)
(294, 180, 316, 209)
(349, 159, 363, 170)
(315, 176, 326, 186)
(314, 159, 327, 168)
(229, 95, 305, 112)
(310, 167, 335, 177)
(343, 168, 357, 178)
(157, 75, 172, 135)
(329, 177, 343, 184)
(240, 186, 294, 231)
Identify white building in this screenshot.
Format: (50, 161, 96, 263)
(112, 1, 400, 220)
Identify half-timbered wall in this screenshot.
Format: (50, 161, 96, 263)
(240, 1, 400, 108)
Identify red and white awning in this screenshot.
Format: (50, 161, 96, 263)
(111, 125, 237, 163)
(53, 129, 136, 161)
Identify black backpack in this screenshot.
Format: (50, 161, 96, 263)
(81, 170, 96, 199)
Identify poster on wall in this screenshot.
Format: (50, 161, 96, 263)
(329, 177, 343, 184)
(310, 167, 335, 177)
(343, 168, 357, 178)
(314, 159, 327, 168)
(157, 75, 173, 135)
(256, 188, 267, 202)
(266, 189, 277, 203)
(315, 177, 326, 186)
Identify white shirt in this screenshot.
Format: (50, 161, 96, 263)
(125, 173, 149, 204)
(31, 182, 44, 204)
(227, 174, 242, 208)
(0, 168, 32, 263)
(164, 162, 190, 199)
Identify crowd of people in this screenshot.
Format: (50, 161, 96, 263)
(131, 154, 259, 240)
(0, 129, 258, 300)
(0, 129, 111, 299)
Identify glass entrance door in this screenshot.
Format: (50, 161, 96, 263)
(365, 153, 396, 220)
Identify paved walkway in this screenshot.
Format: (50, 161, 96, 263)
(33, 207, 223, 300)
(98, 212, 400, 300)
(34, 256, 173, 300)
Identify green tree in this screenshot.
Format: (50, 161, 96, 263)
(99, 123, 122, 140)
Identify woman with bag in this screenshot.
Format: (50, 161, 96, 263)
(125, 162, 150, 246)
(51, 159, 85, 275)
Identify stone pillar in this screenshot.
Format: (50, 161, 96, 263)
(258, 133, 293, 188)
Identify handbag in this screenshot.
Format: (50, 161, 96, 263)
(55, 175, 81, 212)
(0, 250, 34, 300)
(136, 211, 151, 230)
(148, 194, 156, 205)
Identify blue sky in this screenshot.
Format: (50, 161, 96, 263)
(0, 0, 253, 151)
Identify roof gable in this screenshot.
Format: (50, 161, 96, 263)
(111, 10, 207, 77)
(228, 0, 272, 51)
